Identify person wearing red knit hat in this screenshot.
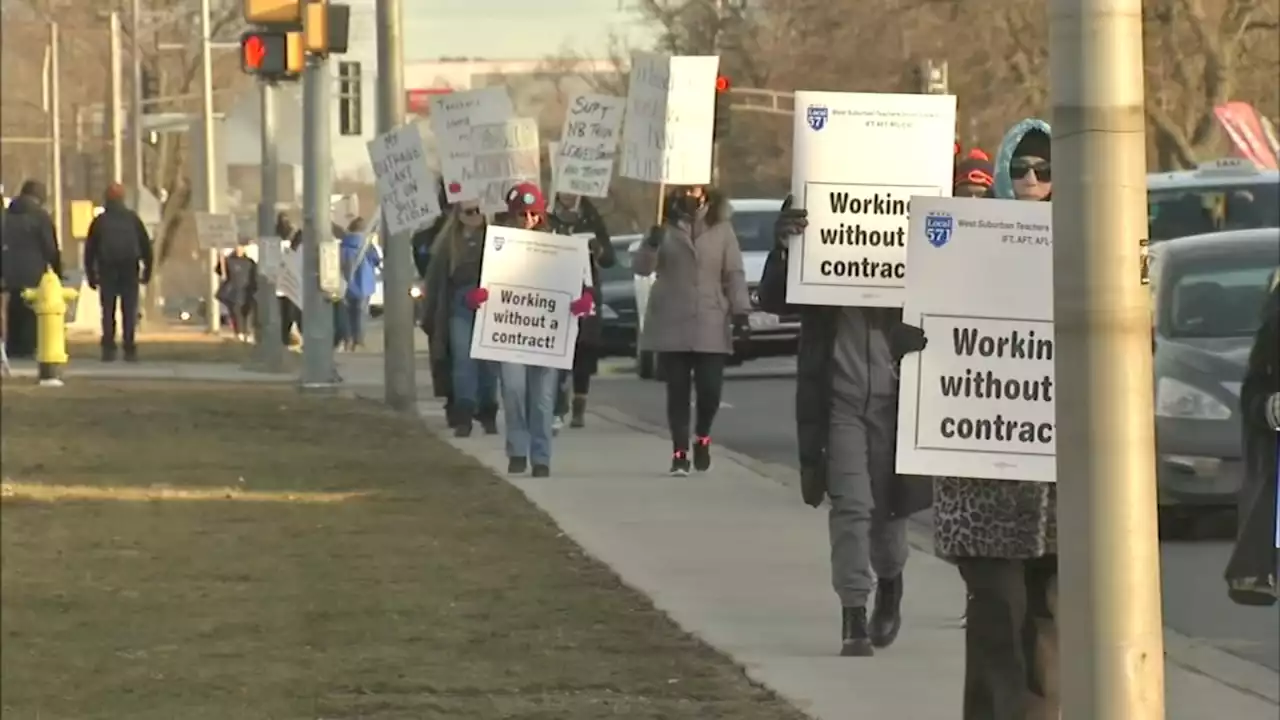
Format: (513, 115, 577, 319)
(467, 181, 595, 478)
(954, 148, 995, 198)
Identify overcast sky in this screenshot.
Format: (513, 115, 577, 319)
(403, 0, 655, 61)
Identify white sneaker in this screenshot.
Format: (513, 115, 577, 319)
(552, 415, 565, 435)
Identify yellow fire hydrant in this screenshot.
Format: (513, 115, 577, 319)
(21, 269, 79, 387)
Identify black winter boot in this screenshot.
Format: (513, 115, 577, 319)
(453, 401, 475, 437)
(841, 606, 874, 657)
(870, 574, 904, 648)
(570, 394, 587, 428)
(477, 403, 500, 435)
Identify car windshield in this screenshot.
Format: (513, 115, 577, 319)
(731, 209, 779, 253)
(1148, 181, 1280, 242)
(1162, 256, 1278, 338)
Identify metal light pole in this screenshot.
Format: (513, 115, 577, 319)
(254, 81, 285, 371)
(376, 0, 416, 411)
(1049, 0, 1166, 716)
(109, 12, 124, 184)
(130, 0, 145, 202)
(301, 53, 337, 388)
(199, 0, 220, 333)
(49, 22, 64, 246)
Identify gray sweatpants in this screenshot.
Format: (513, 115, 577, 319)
(828, 395, 909, 608)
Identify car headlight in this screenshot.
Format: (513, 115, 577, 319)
(1155, 377, 1232, 420)
(409, 285, 423, 299)
(600, 303, 618, 320)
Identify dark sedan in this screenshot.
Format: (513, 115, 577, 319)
(597, 235, 642, 356)
(1150, 228, 1279, 519)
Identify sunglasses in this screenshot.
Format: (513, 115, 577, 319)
(461, 207, 482, 216)
(1010, 160, 1051, 182)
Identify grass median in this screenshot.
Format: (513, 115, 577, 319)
(0, 382, 804, 720)
(66, 331, 299, 367)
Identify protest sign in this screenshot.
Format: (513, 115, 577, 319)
(548, 141, 561, 193)
(194, 212, 238, 250)
(256, 237, 282, 282)
(895, 196, 1055, 482)
(557, 92, 625, 197)
(620, 52, 719, 185)
(367, 121, 441, 236)
(787, 91, 956, 307)
(470, 226, 589, 370)
(429, 87, 514, 203)
(278, 247, 303, 310)
(470, 118, 540, 213)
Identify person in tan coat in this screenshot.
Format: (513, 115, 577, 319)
(632, 186, 751, 476)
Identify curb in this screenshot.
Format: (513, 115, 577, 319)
(586, 405, 1279, 705)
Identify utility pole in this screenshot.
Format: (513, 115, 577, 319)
(710, 0, 725, 187)
(1049, 0, 1167, 716)
(109, 12, 124, 184)
(130, 0, 145, 204)
(49, 22, 64, 247)
(301, 52, 337, 388)
(254, 80, 285, 372)
(199, 0, 221, 333)
(376, 0, 416, 411)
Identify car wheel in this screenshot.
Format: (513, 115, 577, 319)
(370, 306, 384, 318)
(1158, 506, 1198, 541)
(637, 350, 655, 380)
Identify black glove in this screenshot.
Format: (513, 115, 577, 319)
(889, 323, 927, 361)
(774, 194, 808, 247)
(732, 313, 750, 341)
(644, 224, 664, 248)
(87, 273, 100, 291)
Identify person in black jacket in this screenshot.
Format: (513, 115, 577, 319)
(85, 183, 153, 362)
(1, 180, 62, 359)
(548, 192, 615, 429)
(758, 196, 931, 658)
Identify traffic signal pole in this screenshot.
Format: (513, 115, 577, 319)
(300, 50, 337, 388)
(253, 79, 286, 372)
(375, 0, 417, 412)
(1049, 0, 1167, 715)
(199, 0, 221, 333)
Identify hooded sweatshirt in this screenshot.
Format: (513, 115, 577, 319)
(1, 192, 61, 289)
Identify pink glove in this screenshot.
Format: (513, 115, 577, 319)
(465, 287, 489, 310)
(569, 293, 594, 317)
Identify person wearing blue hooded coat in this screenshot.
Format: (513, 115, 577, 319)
(899, 118, 1061, 719)
(337, 217, 381, 351)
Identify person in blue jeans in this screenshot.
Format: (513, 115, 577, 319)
(337, 217, 381, 351)
(423, 199, 499, 437)
(472, 183, 594, 477)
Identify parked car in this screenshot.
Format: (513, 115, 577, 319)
(1150, 227, 1280, 530)
(632, 197, 799, 379)
(1148, 158, 1279, 243)
(597, 235, 642, 356)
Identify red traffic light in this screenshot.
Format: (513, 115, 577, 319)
(715, 75, 731, 93)
(242, 34, 267, 70)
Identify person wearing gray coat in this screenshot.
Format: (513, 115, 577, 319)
(632, 187, 751, 476)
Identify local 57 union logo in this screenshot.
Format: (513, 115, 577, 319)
(806, 105, 828, 131)
(925, 212, 953, 248)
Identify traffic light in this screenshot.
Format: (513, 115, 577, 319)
(713, 75, 732, 139)
(240, 29, 304, 78)
(243, 0, 301, 25)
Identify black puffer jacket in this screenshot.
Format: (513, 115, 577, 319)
(548, 197, 615, 345)
(1, 194, 61, 289)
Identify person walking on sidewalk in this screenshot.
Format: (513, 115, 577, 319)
(337, 217, 381, 352)
(899, 119, 1061, 719)
(275, 212, 304, 346)
(423, 199, 500, 437)
(217, 241, 258, 341)
(1, 180, 61, 359)
(757, 197, 933, 657)
(84, 182, 154, 362)
(471, 183, 595, 477)
(548, 192, 616, 430)
(632, 186, 751, 476)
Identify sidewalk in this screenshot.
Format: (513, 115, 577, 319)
(424, 400, 1279, 719)
(12, 356, 1278, 717)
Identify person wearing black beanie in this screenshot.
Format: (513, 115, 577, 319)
(954, 149, 995, 198)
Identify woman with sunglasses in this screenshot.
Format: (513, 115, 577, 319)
(471, 184, 594, 476)
(632, 186, 751, 476)
(547, 192, 616, 430)
(900, 118, 1061, 719)
(422, 198, 500, 437)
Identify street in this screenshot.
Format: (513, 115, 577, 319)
(589, 356, 1280, 673)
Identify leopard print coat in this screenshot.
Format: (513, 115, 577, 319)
(933, 477, 1057, 559)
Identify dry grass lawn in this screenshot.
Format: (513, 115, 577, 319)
(0, 382, 805, 720)
(65, 332, 299, 367)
